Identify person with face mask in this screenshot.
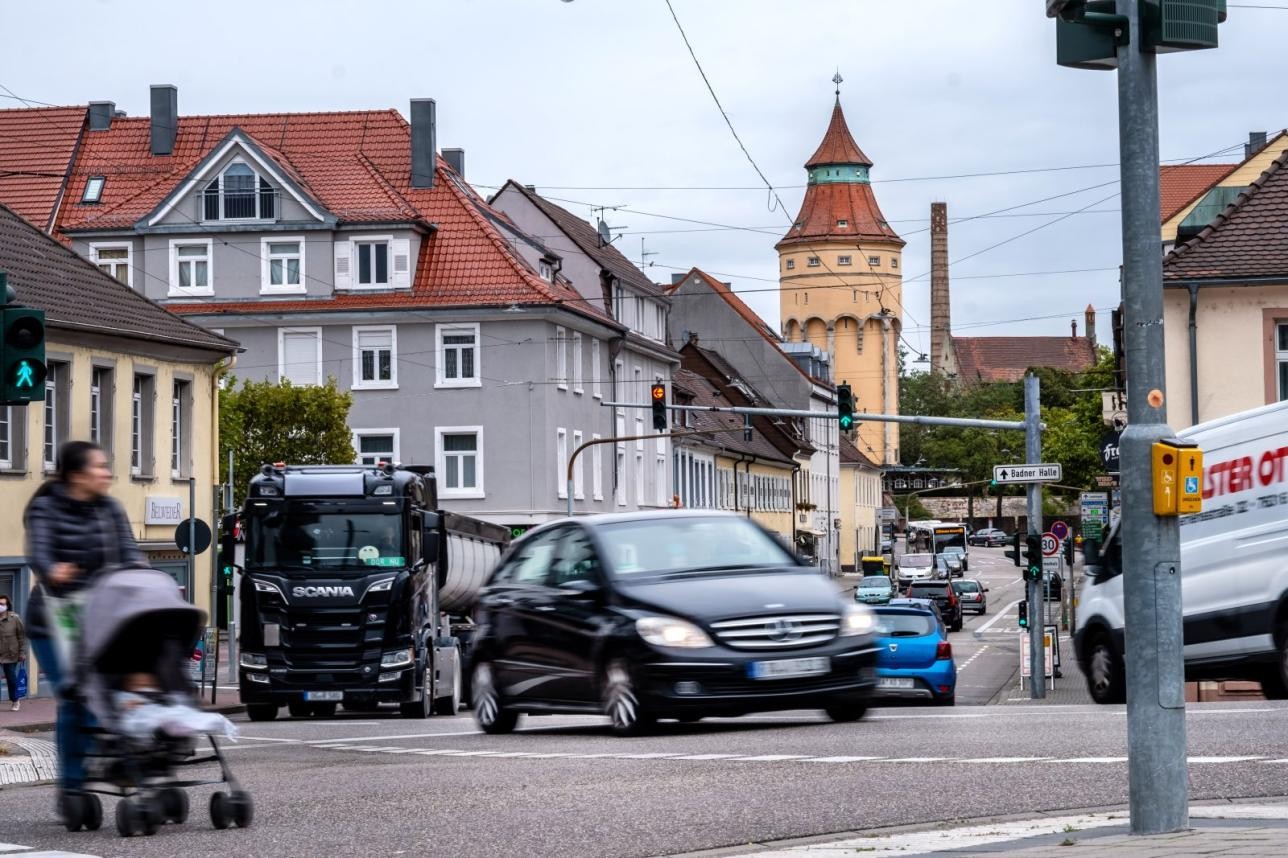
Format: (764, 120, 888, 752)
(24, 440, 145, 806)
(0, 594, 26, 711)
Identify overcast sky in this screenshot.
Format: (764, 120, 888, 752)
(5, 1, 1283, 355)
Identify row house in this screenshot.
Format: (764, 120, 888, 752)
(4, 86, 676, 530)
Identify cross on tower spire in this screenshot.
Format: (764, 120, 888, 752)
(832, 70, 843, 97)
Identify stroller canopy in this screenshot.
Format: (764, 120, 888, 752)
(80, 568, 206, 675)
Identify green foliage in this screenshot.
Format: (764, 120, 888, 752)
(898, 349, 1116, 491)
(219, 377, 356, 507)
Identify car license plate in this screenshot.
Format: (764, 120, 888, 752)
(877, 677, 915, 689)
(304, 691, 343, 702)
(748, 657, 830, 680)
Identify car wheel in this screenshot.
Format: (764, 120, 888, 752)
(472, 660, 520, 734)
(935, 693, 956, 707)
(602, 659, 655, 737)
(1260, 620, 1288, 699)
(1086, 631, 1126, 704)
(245, 704, 278, 722)
(823, 696, 867, 722)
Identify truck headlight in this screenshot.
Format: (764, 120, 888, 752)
(381, 648, 414, 668)
(840, 604, 875, 637)
(240, 652, 267, 670)
(636, 616, 714, 649)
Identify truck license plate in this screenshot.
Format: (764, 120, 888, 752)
(748, 657, 830, 680)
(304, 691, 343, 702)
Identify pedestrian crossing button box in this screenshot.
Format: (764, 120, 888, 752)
(1152, 438, 1202, 516)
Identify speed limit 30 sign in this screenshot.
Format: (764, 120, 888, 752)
(1041, 533, 1060, 557)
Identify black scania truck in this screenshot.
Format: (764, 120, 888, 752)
(234, 463, 510, 721)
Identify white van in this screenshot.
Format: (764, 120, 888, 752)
(1075, 399, 1288, 704)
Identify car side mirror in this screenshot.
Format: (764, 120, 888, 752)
(560, 578, 602, 601)
(984, 588, 990, 592)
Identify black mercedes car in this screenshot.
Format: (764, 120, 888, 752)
(469, 512, 880, 736)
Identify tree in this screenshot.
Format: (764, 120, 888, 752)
(219, 377, 356, 506)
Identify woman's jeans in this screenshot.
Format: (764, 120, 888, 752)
(0, 660, 21, 701)
(29, 637, 90, 791)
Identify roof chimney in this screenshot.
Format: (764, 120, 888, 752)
(929, 202, 954, 376)
(149, 85, 177, 156)
(524, 184, 537, 193)
(1085, 303, 1097, 348)
(1246, 131, 1268, 161)
(1071, 320, 1078, 339)
(88, 101, 115, 131)
(442, 148, 464, 178)
(410, 99, 436, 189)
(671, 272, 686, 285)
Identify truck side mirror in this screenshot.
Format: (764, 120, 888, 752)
(422, 528, 440, 561)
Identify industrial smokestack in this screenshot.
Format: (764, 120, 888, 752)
(929, 202, 952, 376)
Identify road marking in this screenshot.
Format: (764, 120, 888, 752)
(1047, 757, 1128, 763)
(957, 645, 990, 671)
(1188, 755, 1265, 763)
(973, 600, 1021, 637)
(735, 754, 810, 761)
(807, 756, 882, 763)
(955, 756, 1050, 763)
(0, 843, 101, 858)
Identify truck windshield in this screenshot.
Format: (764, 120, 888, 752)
(246, 504, 405, 571)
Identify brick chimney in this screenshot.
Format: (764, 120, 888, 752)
(1085, 303, 1097, 348)
(410, 99, 436, 189)
(149, 85, 177, 156)
(929, 202, 956, 376)
(1071, 320, 1078, 339)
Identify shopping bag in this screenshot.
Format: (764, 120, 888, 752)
(15, 663, 26, 699)
(42, 590, 88, 679)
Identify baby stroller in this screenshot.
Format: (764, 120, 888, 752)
(59, 567, 253, 837)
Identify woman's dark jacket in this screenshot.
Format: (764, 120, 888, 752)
(24, 483, 146, 639)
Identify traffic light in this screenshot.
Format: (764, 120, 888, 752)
(0, 272, 46, 405)
(742, 414, 753, 443)
(216, 514, 237, 630)
(1025, 533, 1044, 582)
(1018, 599, 1029, 629)
(1064, 535, 1075, 565)
(650, 383, 667, 432)
(1005, 532, 1022, 567)
(836, 383, 855, 431)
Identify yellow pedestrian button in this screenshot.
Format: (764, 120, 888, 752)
(1152, 438, 1203, 516)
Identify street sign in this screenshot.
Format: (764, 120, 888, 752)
(1095, 474, 1120, 488)
(1020, 629, 1055, 680)
(1100, 430, 1122, 474)
(877, 507, 899, 523)
(1041, 532, 1060, 557)
(992, 463, 1062, 484)
(1050, 520, 1070, 541)
(175, 518, 212, 556)
(1043, 555, 1061, 573)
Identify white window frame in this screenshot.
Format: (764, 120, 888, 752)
(1278, 323, 1288, 401)
(0, 405, 10, 470)
(43, 374, 58, 472)
(615, 411, 627, 507)
(89, 369, 103, 445)
(868, 255, 881, 267)
(655, 436, 666, 507)
(807, 256, 821, 268)
(170, 379, 186, 479)
(353, 428, 400, 467)
(130, 376, 143, 476)
(785, 258, 795, 270)
(837, 255, 852, 266)
(555, 326, 568, 391)
(167, 238, 214, 297)
(436, 426, 485, 499)
(591, 339, 602, 399)
(205, 159, 274, 222)
(592, 433, 604, 500)
(891, 257, 899, 269)
(90, 241, 132, 289)
(572, 332, 583, 395)
(352, 325, 398, 391)
(634, 416, 645, 505)
(556, 428, 569, 499)
(82, 176, 105, 204)
(277, 326, 323, 387)
(260, 236, 306, 295)
(435, 322, 481, 389)
(837, 219, 849, 228)
(344, 234, 395, 289)
(573, 430, 585, 499)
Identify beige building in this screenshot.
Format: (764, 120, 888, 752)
(1161, 146, 1288, 429)
(0, 203, 236, 691)
(839, 437, 883, 571)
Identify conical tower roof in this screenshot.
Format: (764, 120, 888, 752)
(805, 100, 872, 168)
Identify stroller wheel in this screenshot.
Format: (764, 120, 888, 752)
(82, 794, 103, 831)
(210, 791, 232, 830)
(139, 797, 162, 836)
(160, 787, 189, 824)
(61, 792, 86, 832)
(115, 798, 140, 837)
(230, 790, 254, 828)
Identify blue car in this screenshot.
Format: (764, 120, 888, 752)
(872, 600, 956, 705)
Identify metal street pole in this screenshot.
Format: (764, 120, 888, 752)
(1024, 374, 1045, 700)
(1115, 0, 1187, 833)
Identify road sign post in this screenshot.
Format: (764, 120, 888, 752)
(1024, 374, 1045, 700)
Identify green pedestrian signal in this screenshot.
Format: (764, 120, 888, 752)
(1018, 599, 1029, 630)
(1, 305, 47, 405)
(836, 383, 856, 431)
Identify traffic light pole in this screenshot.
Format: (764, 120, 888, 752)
(1115, 0, 1188, 833)
(1025, 374, 1046, 700)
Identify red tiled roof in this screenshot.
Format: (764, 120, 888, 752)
(1160, 163, 1238, 223)
(952, 336, 1097, 384)
(805, 101, 872, 168)
(0, 106, 86, 231)
(1163, 150, 1288, 281)
(777, 180, 903, 248)
(839, 434, 876, 468)
(671, 368, 795, 465)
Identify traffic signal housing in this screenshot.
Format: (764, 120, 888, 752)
(1025, 533, 1044, 582)
(216, 514, 238, 630)
(1018, 599, 1029, 629)
(836, 383, 855, 431)
(1, 306, 46, 405)
(1005, 532, 1022, 567)
(650, 383, 667, 432)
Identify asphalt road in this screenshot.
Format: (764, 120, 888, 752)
(5, 700, 1288, 857)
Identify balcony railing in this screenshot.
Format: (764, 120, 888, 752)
(202, 187, 278, 221)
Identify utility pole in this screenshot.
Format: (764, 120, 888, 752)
(1049, 0, 1227, 835)
(1024, 374, 1045, 700)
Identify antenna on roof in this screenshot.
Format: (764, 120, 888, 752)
(591, 204, 626, 248)
(640, 237, 658, 268)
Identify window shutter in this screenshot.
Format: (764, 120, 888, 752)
(391, 238, 412, 289)
(282, 331, 320, 386)
(334, 240, 352, 291)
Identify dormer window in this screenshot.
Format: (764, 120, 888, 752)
(836, 219, 848, 228)
(82, 176, 105, 204)
(203, 161, 276, 221)
(539, 260, 554, 282)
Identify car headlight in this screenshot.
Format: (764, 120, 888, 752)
(381, 648, 414, 668)
(840, 603, 876, 637)
(636, 616, 714, 649)
(240, 652, 267, 670)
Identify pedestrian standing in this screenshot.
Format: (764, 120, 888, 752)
(0, 594, 26, 711)
(25, 440, 145, 802)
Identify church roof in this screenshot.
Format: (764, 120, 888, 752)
(952, 336, 1097, 384)
(805, 101, 872, 168)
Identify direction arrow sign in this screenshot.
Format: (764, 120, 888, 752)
(992, 463, 1063, 484)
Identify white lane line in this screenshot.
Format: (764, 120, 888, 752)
(957, 645, 990, 671)
(675, 753, 740, 760)
(1188, 755, 1265, 763)
(955, 757, 1051, 763)
(973, 600, 1021, 637)
(1190, 804, 1288, 819)
(807, 756, 882, 763)
(1047, 757, 1128, 763)
(734, 754, 810, 761)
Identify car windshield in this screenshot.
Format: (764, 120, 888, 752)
(860, 576, 891, 589)
(600, 516, 796, 577)
(873, 611, 936, 637)
(246, 501, 405, 571)
(900, 554, 932, 568)
(955, 581, 980, 593)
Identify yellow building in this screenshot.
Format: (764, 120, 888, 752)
(0, 203, 237, 692)
(778, 97, 904, 465)
(839, 437, 883, 573)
